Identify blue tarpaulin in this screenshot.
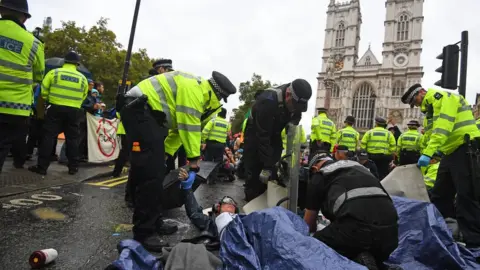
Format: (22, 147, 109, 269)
(388, 196, 479, 270)
(108, 239, 162, 270)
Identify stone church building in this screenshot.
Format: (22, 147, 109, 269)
(315, 0, 424, 132)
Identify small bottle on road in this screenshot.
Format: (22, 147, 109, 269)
(29, 248, 58, 269)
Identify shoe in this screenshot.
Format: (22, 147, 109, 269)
(353, 252, 379, 270)
(136, 235, 169, 252)
(68, 167, 78, 175)
(28, 165, 47, 175)
(156, 223, 178, 235)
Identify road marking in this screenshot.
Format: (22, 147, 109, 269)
(31, 194, 62, 201)
(2, 203, 21, 209)
(86, 176, 128, 187)
(10, 199, 43, 206)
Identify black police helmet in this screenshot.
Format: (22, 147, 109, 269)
(290, 79, 312, 112)
(0, 0, 31, 18)
(402, 83, 423, 108)
(344, 115, 355, 125)
(64, 51, 80, 65)
(208, 71, 237, 102)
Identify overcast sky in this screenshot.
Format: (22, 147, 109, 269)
(27, 0, 480, 133)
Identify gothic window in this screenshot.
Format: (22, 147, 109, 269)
(392, 80, 405, 97)
(352, 82, 376, 129)
(335, 23, 345, 47)
(365, 56, 371, 66)
(331, 84, 340, 98)
(397, 15, 409, 41)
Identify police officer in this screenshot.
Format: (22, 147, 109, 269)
(310, 108, 336, 157)
(396, 120, 422, 165)
(243, 79, 312, 202)
(361, 117, 396, 180)
(304, 152, 398, 269)
(356, 149, 380, 179)
(335, 116, 360, 155)
(152, 58, 173, 74)
(0, 0, 44, 172)
(202, 107, 229, 162)
(119, 70, 236, 251)
(402, 83, 480, 249)
(29, 52, 88, 175)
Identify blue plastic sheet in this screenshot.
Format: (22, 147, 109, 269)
(220, 207, 366, 270)
(388, 196, 479, 270)
(108, 239, 162, 270)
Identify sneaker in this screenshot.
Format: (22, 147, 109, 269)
(136, 235, 169, 252)
(156, 223, 178, 235)
(28, 165, 47, 175)
(353, 252, 379, 270)
(68, 167, 78, 175)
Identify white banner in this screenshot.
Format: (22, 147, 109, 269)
(86, 113, 120, 163)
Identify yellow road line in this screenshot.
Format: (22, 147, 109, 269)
(103, 179, 128, 187)
(87, 176, 128, 186)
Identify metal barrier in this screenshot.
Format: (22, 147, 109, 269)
(285, 124, 302, 213)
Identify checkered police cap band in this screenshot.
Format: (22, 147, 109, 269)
(209, 78, 228, 97)
(154, 63, 173, 69)
(407, 87, 422, 104)
(290, 83, 309, 103)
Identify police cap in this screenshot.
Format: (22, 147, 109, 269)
(0, 0, 31, 18)
(153, 59, 173, 70)
(356, 149, 369, 160)
(402, 83, 423, 108)
(336, 145, 349, 152)
(407, 120, 420, 127)
(290, 79, 312, 112)
(317, 107, 327, 114)
(344, 115, 355, 124)
(64, 51, 80, 65)
(375, 117, 387, 125)
(208, 71, 237, 102)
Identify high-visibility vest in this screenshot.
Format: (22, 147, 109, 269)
(397, 129, 422, 152)
(336, 125, 359, 151)
(312, 113, 336, 144)
(41, 64, 88, 108)
(361, 127, 396, 155)
(421, 89, 480, 157)
(116, 112, 125, 135)
(0, 19, 45, 116)
(202, 117, 229, 143)
(126, 71, 220, 159)
(422, 162, 439, 188)
(281, 126, 307, 150)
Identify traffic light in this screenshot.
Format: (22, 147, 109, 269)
(434, 44, 460, 90)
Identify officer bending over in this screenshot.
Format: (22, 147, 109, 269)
(304, 152, 398, 269)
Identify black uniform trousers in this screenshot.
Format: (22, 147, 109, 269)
(204, 140, 224, 162)
(430, 143, 480, 247)
(368, 154, 392, 180)
(166, 146, 188, 175)
(121, 105, 167, 241)
(27, 118, 57, 157)
(0, 113, 29, 172)
(398, 150, 420, 166)
(113, 134, 131, 177)
(38, 104, 81, 170)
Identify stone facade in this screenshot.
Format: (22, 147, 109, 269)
(316, 0, 425, 132)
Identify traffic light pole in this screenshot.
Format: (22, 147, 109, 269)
(459, 31, 469, 98)
(118, 0, 142, 95)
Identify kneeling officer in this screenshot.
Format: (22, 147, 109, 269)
(304, 152, 398, 269)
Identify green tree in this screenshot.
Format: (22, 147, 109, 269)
(230, 74, 275, 133)
(41, 18, 153, 106)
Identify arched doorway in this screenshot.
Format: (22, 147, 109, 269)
(352, 82, 376, 129)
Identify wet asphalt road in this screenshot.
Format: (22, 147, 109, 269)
(0, 175, 245, 270)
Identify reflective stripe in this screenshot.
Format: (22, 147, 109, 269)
(178, 123, 201, 132)
(432, 128, 449, 136)
(27, 39, 40, 66)
(458, 106, 471, 113)
(438, 113, 455, 122)
(320, 160, 368, 175)
(60, 70, 82, 77)
(54, 69, 59, 84)
(48, 93, 83, 101)
(453, 119, 476, 130)
(176, 105, 201, 118)
(165, 71, 202, 97)
(0, 59, 32, 72)
(0, 73, 32, 85)
(51, 84, 84, 93)
(149, 76, 172, 126)
(333, 187, 388, 214)
(0, 101, 31, 110)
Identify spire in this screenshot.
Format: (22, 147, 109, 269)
(368, 42, 371, 50)
(329, 0, 335, 6)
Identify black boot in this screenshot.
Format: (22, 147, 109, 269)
(68, 167, 78, 175)
(136, 235, 169, 252)
(156, 223, 178, 235)
(353, 252, 379, 270)
(28, 165, 47, 175)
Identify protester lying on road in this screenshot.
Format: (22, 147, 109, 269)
(303, 151, 399, 270)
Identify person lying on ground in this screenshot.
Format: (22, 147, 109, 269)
(303, 151, 399, 270)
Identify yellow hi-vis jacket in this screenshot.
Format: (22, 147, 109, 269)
(397, 129, 422, 153)
(281, 126, 307, 150)
(421, 89, 480, 157)
(202, 116, 230, 143)
(310, 116, 317, 142)
(361, 126, 396, 155)
(41, 63, 88, 108)
(312, 113, 336, 144)
(335, 125, 360, 151)
(422, 162, 439, 188)
(126, 70, 221, 159)
(116, 112, 125, 135)
(0, 19, 45, 116)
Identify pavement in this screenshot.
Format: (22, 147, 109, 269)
(0, 170, 245, 269)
